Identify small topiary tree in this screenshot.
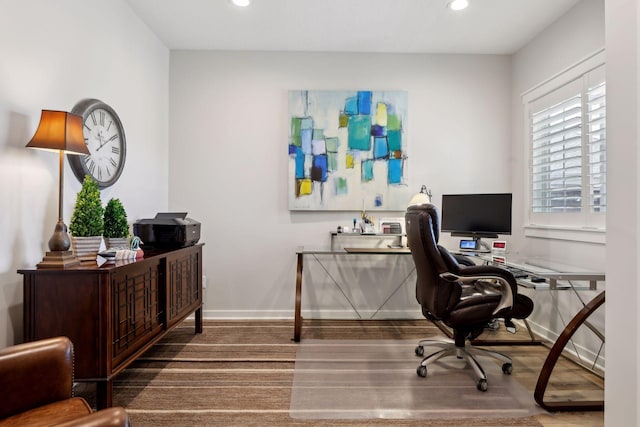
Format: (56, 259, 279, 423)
(69, 175, 104, 237)
(103, 198, 129, 238)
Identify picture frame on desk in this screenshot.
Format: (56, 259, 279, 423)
(492, 254, 507, 264)
(492, 240, 507, 253)
(379, 217, 405, 235)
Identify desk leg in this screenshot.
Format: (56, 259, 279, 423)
(534, 291, 605, 412)
(95, 379, 113, 409)
(293, 253, 303, 342)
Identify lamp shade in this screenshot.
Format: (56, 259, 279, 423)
(26, 110, 89, 156)
(408, 185, 432, 207)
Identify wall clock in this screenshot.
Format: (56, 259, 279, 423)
(67, 98, 126, 189)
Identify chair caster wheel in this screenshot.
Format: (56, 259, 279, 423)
(502, 363, 513, 375)
(477, 379, 488, 392)
(417, 365, 427, 377)
(415, 346, 424, 356)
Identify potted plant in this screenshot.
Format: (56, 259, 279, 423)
(103, 198, 130, 249)
(69, 175, 104, 262)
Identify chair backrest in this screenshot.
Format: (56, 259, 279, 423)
(405, 204, 462, 319)
(0, 336, 74, 418)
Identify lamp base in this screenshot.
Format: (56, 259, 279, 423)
(36, 250, 80, 269)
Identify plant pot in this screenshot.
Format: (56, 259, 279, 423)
(104, 237, 129, 250)
(71, 236, 103, 263)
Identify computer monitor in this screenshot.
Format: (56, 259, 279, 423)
(441, 193, 512, 251)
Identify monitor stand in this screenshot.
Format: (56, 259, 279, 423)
(475, 237, 491, 252)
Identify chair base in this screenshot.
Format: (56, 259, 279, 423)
(415, 337, 513, 392)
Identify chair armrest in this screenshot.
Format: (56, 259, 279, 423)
(440, 269, 515, 315)
(55, 407, 131, 427)
(0, 337, 73, 419)
(452, 253, 475, 267)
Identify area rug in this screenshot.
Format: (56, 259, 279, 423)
(290, 340, 546, 420)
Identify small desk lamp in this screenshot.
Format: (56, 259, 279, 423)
(26, 110, 90, 268)
(408, 185, 432, 207)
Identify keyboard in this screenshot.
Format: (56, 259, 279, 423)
(504, 266, 528, 279)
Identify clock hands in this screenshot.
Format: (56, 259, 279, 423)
(87, 130, 119, 180)
(95, 131, 117, 152)
(94, 132, 108, 152)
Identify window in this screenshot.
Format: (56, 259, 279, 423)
(523, 55, 605, 232)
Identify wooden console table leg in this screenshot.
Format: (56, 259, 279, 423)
(534, 291, 605, 412)
(293, 253, 303, 342)
(95, 379, 113, 410)
(195, 306, 203, 334)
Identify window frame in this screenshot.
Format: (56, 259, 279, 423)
(521, 50, 606, 242)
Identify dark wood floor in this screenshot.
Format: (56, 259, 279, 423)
(78, 319, 603, 426)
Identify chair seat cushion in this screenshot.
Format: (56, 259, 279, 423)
(0, 397, 92, 427)
(447, 293, 534, 329)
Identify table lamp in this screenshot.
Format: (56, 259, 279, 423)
(26, 110, 91, 268)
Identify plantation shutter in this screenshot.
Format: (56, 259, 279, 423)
(530, 85, 582, 213)
(528, 65, 606, 215)
(586, 80, 606, 213)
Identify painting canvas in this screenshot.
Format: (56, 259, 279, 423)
(288, 90, 409, 211)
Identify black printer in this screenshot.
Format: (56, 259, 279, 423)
(133, 212, 201, 248)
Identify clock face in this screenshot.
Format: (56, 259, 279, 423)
(68, 99, 126, 189)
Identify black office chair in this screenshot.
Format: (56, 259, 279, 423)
(405, 203, 534, 391)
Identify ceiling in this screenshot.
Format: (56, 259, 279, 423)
(125, 0, 582, 54)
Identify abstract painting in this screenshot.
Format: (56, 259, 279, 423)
(288, 90, 409, 211)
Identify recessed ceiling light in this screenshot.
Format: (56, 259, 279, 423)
(447, 0, 469, 11)
(231, 0, 250, 7)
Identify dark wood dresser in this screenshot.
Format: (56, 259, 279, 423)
(18, 244, 204, 409)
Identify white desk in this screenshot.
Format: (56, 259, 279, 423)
(329, 231, 404, 250)
(461, 251, 605, 412)
(293, 246, 412, 343)
(473, 252, 604, 291)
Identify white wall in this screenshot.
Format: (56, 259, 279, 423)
(604, 0, 640, 424)
(0, 0, 170, 347)
(511, 0, 606, 265)
(169, 51, 512, 318)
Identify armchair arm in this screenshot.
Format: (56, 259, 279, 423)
(56, 407, 131, 427)
(440, 267, 516, 315)
(0, 337, 73, 419)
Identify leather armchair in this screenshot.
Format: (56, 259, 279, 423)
(0, 336, 130, 426)
(405, 204, 534, 391)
